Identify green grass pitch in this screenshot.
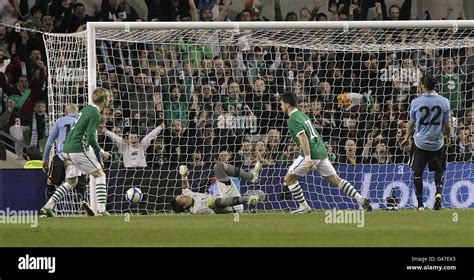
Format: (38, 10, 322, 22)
(0, 210, 473, 247)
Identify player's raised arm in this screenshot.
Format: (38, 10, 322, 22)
(179, 165, 190, 192)
(102, 125, 124, 145)
(141, 122, 165, 148)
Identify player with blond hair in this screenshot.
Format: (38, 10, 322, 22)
(41, 88, 112, 217)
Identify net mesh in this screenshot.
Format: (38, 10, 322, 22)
(44, 24, 474, 213)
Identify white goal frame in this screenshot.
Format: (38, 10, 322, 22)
(85, 20, 474, 213)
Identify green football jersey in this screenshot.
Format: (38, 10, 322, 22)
(63, 105, 102, 153)
(287, 110, 328, 160)
(438, 73, 465, 111)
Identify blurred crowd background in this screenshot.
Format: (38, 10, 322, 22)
(0, 0, 472, 170)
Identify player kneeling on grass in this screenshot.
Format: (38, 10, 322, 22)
(279, 92, 372, 213)
(40, 88, 112, 217)
(170, 162, 264, 215)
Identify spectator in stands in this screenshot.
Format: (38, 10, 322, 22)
(226, 80, 245, 115)
(347, 3, 361, 21)
(326, 1, 341, 21)
(217, 103, 235, 129)
(25, 146, 41, 160)
(338, 139, 361, 165)
(244, 0, 268, 21)
(217, 0, 231, 21)
(299, 7, 312, 21)
(310, 99, 334, 139)
(207, 56, 228, 95)
(464, 109, 474, 134)
(246, 46, 266, 85)
(387, 1, 412, 20)
(163, 119, 190, 164)
(188, 110, 208, 139)
(102, 106, 113, 129)
(325, 141, 338, 163)
(279, 140, 299, 165)
(103, 126, 122, 168)
(0, 98, 14, 130)
(28, 99, 47, 149)
(357, 53, 380, 95)
(100, 0, 138, 22)
(235, 9, 251, 21)
(178, 34, 214, 70)
(468, 137, 474, 162)
(61, 2, 95, 33)
(0, 47, 10, 73)
(49, 0, 71, 20)
(448, 127, 472, 162)
(397, 57, 421, 100)
(299, 100, 310, 115)
(40, 14, 56, 32)
(438, 57, 466, 117)
(201, 124, 219, 163)
(191, 149, 204, 167)
(316, 81, 335, 111)
(0, 0, 18, 25)
(1, 0, 470, 189)
(101, 123, 165, 168)
(27, 49, 44, 79)
(392, 127, 411, 163)
(251, 139, 271, 166)
(151, 138, 166, 166)
(363, 139, 392, 164)
(196, 81, 216, 112)
(17, 3, 43, 30)
(238, 139, 253, 166)
(315, 12, 327, 21)
(0, 25, 9, 54)
(123, 71, 155, 118)
(152, 91, 164, 112)
(340, 114, 364, 145)
(266, 129, 283, 163)
(0, 59, 46, 158)
(246, 78, 272, 134)
(188, 0, 229, 22)
(0, 98, 15, 160)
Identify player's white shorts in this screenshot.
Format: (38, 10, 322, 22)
(216, 181, 244, 213)
(63, 150, 101, 179)
(288, 156, 337, 177)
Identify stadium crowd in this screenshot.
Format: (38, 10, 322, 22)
(0, 0, 472, 169)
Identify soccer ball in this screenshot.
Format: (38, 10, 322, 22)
(125, 187, 143, 204)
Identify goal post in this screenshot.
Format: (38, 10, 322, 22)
(44, 20, 474, 213)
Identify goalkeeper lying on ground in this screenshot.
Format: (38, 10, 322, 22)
(170, 162, 264, 215)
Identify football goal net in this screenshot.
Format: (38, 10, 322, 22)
(43, 21, 474, 213)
